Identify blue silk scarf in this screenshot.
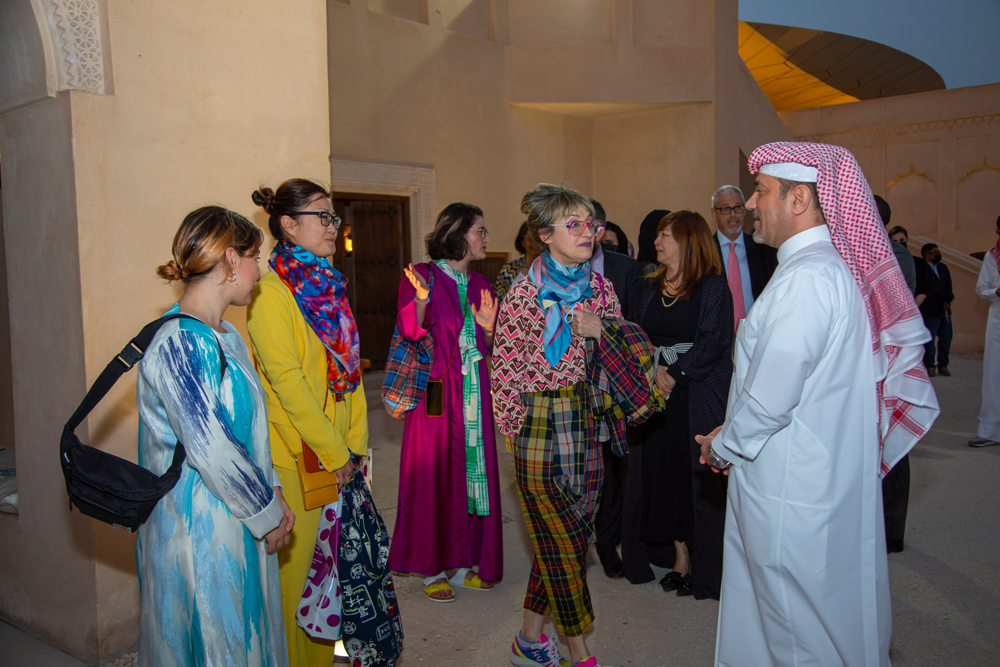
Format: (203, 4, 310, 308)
(530, 250, 593, 367)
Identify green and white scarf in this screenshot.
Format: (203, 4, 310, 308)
(434, 260, 489, 516)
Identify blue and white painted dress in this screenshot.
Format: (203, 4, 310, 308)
(136, 306, 288, 667)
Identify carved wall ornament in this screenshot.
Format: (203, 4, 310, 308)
(887, 164, 937, 190)
(330, 157, 436, 263)
(42, 0, 111, 95)
(795, 113, 1000, 144)
(958, 157, 1000, 184)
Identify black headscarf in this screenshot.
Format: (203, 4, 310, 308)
(636, 209, 671, 264)
(601, 220, 630, 255)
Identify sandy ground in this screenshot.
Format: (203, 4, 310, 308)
(4, 357, 998, 667)
(366, 357, 1000, 667)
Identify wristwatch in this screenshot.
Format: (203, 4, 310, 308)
(705, 444, 731, 470)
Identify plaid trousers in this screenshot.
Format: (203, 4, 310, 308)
(510, 383, 603, 638)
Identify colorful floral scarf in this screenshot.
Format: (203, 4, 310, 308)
(530, 251, 593, 367)
(433, 260, 489, 516)
(270, 241, 361, 396)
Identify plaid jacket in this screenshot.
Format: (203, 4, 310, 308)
(587, 318, 662, 456)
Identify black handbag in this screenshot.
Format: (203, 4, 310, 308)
(60, 313, 226, 532)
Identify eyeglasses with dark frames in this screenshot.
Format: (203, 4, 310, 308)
(713, 204, 746, 216)
(296, 210, 342, 230)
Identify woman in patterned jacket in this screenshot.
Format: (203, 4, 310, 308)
(493, 184, 628, 667)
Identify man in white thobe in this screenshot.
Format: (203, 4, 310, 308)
(697, 142, 939, 667)
(971, 215, 1000, 447)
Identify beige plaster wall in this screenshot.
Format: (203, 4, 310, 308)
(0, 0, 51, 112)
(1, 0, 332, 661)
(0, 92, 99, 660)
(737, 59, 793, 158)
(712, 0, 740, 191)
(782, 83, 1000, 353)
(328, 1, 596, 258)
(504, 0, 716, 106)
(327, 0, 755, 258)
(592, 104, 716, 242)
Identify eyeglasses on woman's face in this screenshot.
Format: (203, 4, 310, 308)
(552, 219, 605, 237)
(296, 210, 342, 231)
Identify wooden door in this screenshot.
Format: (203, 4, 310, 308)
(332, 195, 410, 371)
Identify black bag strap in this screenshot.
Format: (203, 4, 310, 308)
(67, 313, 228, 432)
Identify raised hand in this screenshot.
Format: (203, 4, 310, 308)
(404, 263, 430, 301)
(471, 289, 498, 332)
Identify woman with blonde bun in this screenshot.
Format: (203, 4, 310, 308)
(137, 206, 293, 667)
(247, 179, 401, 667)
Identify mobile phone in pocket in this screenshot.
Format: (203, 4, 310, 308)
(425, 379, 444, 417)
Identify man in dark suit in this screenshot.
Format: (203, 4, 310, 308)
(915, 243, 954, 377)
(591, 201, 644, 322)
(710, 186, 778, 323)
(589, 199, 644, 579)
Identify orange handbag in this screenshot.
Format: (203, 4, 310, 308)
(294, 442, 339, 510)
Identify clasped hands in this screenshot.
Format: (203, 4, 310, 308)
(655, 365, 676, 397)
(264, 486, 295, 554)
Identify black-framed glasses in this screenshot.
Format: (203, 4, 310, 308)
(296, 210, 342, 230)
(713, 204, 745, 216)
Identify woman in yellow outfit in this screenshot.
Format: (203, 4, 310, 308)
(247, 179, 401, 666)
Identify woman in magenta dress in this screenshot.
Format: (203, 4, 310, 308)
(388, 202, 503, 602)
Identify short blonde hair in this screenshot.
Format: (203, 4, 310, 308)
(520, 184, 595, 248)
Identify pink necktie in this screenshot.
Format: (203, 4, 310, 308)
(727, 242, 746, 327)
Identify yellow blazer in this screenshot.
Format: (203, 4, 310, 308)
(247, 271, 368, 472)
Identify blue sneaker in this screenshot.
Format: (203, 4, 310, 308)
(510, 631, 570, 667)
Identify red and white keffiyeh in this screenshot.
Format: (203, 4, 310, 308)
(748, 142, 940, 476)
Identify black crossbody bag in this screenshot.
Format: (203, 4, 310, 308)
(60, 313, 227, 532)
